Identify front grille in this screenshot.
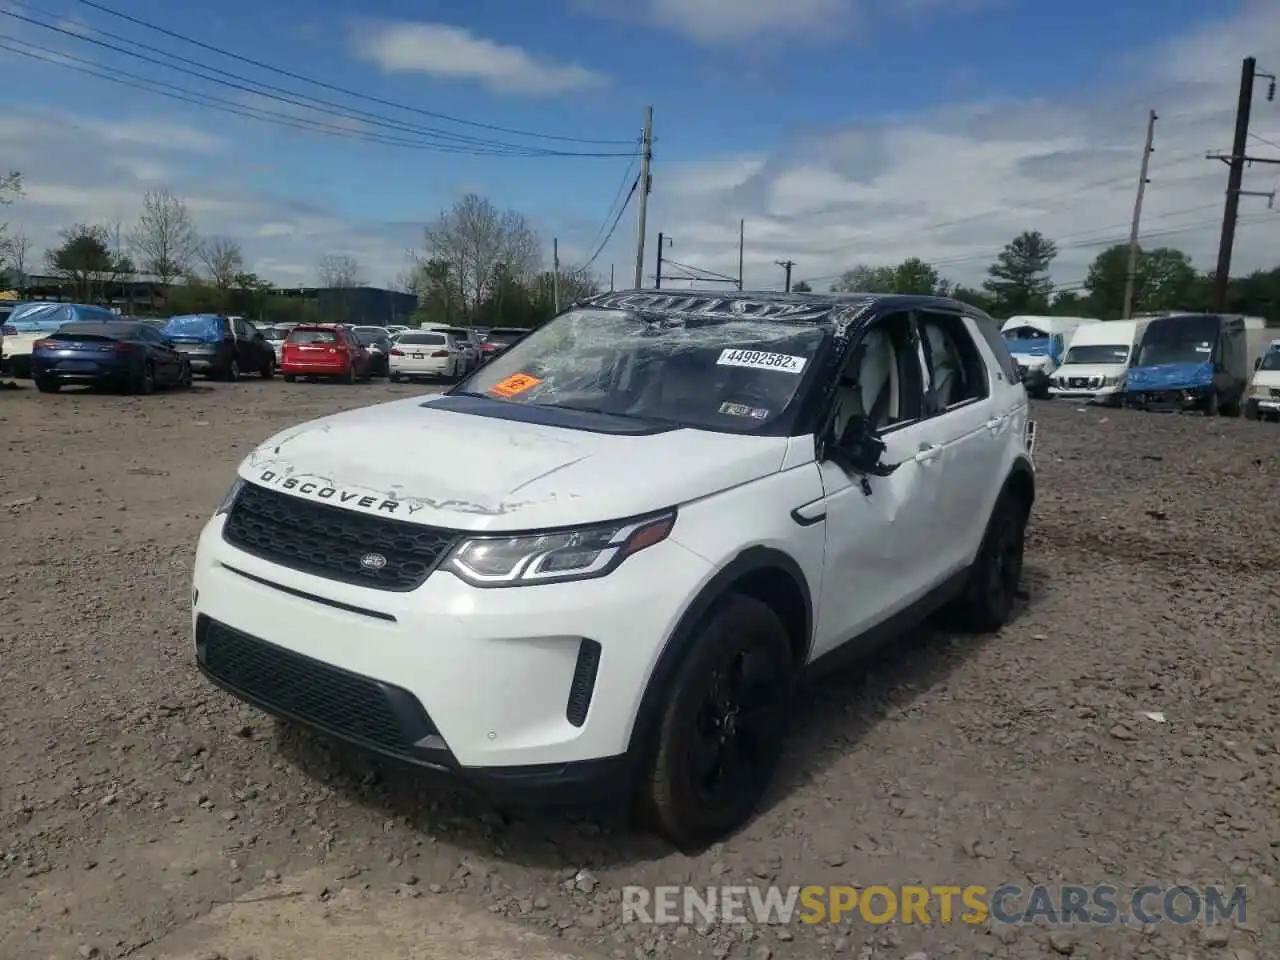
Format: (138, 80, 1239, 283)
(223, 482, 459, 591)
(1067, 377, 1091, 389)
(1271, 388, 1280, 399)
(197, 617, 436, 751)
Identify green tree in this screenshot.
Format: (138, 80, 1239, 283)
(983, 231, 1057, 314)
(45, 224, 126, 302)
(1049, 289, 1086, 315)
(831, 264, 896, 293)
(1082, 244, 1200, 318)
(891, 257, 951, 296)
(791, 279, 813, 292)
(408, 257, 457, 324)
(950, 285, 996, 313)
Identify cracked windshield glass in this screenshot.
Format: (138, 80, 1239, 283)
(459, 307, 826, 430)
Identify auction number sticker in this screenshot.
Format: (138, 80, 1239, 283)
(717, 349, 806, 373)
(489, 372, 542, 398)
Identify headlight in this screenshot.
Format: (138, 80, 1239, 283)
(214, 477, 244, 517)
(445, 511, 676, 587)
(1102, 375, 1123, 387)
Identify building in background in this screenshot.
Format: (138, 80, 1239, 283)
(278, 286, 418, 326)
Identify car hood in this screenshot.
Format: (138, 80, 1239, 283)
(1055, 363, 1126, 379)
(1251, 369, 1280, 389)
(1127, 361, 1213, 391)
(237, 395, 790, 532)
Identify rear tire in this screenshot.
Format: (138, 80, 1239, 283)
(34, 377, 60, 393)
(948, 491, 1029, 633)
(635, 595, 794, 851)
(134, 362, 155, 395)
(261, 357, 275, 379)
(225, 358, 241, 382)
(283, 374, 296, 383)
(342, 366, 356, 385)
(178, 362, 193, 388)
(389, 372, 402, 383)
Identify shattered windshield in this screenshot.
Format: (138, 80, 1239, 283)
(456, 307, 828, 432)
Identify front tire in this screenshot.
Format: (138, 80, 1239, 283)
(225, 358, 241, 382)
(342, 365, 356, 385)
(34, 377, 60, 393)
(178, 362, 193, 388)
(261, 357, 275, 379)
(949, 491, 1028, 633)
(636, 595, 794, 850)
(134, 362, 156, 395)
(1204, 390, 1220, 416)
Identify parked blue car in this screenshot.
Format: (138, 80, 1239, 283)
(31, 319, 193, 394)
(1, 302, 118, 377)
(161, 314, 276, 380)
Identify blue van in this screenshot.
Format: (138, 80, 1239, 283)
(1125, 313, 1250, 415)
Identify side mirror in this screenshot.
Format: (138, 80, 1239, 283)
(828, 415, 899, 476)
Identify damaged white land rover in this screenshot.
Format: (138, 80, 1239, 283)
(192, 290, 1036, 848)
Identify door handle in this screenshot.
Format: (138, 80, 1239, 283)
(985, 416, 1005, 433)
(914, 443, 939, 463)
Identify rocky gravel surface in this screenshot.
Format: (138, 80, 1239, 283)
(1, 380, 1277, 960)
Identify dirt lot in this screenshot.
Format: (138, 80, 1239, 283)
(1, 379, 1277, 960)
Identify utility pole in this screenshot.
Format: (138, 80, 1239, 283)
(552, 237, 561, 312)
(775, 259, 795, 293)
(633, 105, 653, 289)
(654, 232, 672, 289)
(737, 219, 745, 290)
(1122, 109, 1157, 320)
(1207, 57, 1278, 311)
(609, 264, 614, 291)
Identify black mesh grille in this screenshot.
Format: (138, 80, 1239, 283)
(223, 482, 458, 591)
(566, 639, 601, 728)
(197, 617, 434, 751)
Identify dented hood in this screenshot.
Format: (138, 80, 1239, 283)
(239, 395, 790, 532)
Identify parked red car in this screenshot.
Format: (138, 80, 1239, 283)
(281, 325, 372, 383)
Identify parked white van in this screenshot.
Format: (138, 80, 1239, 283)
(1000, 315, 1101, 398)
(1245, 338, 1280, 421)
(1047, 319, 1149, 404)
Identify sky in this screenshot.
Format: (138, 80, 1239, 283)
(0, 0, 1278, 293)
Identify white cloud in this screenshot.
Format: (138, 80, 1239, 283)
(572, 0, 992, 47)
(348, 20, 607, 96)
(0, 108, 419, 288)
(632, 1, 1280, 291)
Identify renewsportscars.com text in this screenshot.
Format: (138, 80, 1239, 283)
(621, 884, 1247, 926)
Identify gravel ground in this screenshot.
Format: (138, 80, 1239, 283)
(1, 380, 1277, 960)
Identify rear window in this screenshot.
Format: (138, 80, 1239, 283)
(288, 329, 337, 344)
(398, 333, 445, 345)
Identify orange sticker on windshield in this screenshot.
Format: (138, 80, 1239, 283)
(489, 372, 542, 397)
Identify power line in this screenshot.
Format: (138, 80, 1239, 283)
(0, 35, 591, 156)
(579, 143, 642, 262)
(574, 176, 640, 274)
(69, 0, 633, 146)
(3, 8, 632, 157)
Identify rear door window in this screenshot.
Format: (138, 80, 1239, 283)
(288, 329, 337, 344)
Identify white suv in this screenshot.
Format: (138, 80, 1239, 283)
(192, 291, 1035, 848)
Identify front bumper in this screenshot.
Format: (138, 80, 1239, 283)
(1246, 395, 1280, 417)
(1124, 386, 1211, 410)
(191, 515, 709, 790)
(1047, 384, 1124, 403)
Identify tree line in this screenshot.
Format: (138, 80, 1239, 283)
(3, 173, 1277, 325)
(815, 229, 1280, 320)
